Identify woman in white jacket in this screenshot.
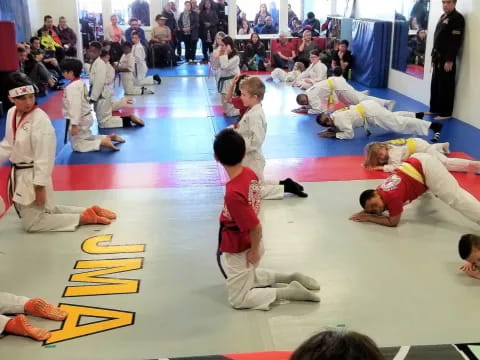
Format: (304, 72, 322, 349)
(217, 36, 241, 117)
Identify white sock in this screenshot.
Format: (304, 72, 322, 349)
(276, 281, 320, 302)
(275, 272, 320, 290)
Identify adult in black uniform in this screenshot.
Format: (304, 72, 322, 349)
(429, 0, 465, 120)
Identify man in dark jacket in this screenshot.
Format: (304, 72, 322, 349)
(302, 12, 321, 36)
(428, 0, 465, 120)
(57, 16, 78, 56)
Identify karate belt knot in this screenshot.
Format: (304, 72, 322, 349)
(354, 104, 371, 136)
(217, 75, 235, 93)
(8, 162, 34, 217)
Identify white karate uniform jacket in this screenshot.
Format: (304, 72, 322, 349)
(0, 107, 55, 209)
(119, 52, 143, 95)
(132, 43, 154, 85)
(331, 100, 430, 140)
(295, 61, 327, 89)
(63, 79, 105, 152)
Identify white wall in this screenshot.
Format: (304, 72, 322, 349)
(352, 0, 479, 128)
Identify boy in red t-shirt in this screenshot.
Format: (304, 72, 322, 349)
(214, 129, 320, 310)
(351, 153, 480, 227)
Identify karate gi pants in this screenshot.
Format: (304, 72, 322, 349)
(364, 102, 430, 136)
(95, 88, 125, 129)
(120, 72, 143, 95)
(0, 292, 29, 333)
(413, 139, 471, 172)
(70, 114, 107, 152)
(413, 153, 480, 225)
(220, 249, 277, 310)
(243, 153, 284, 200)
(16, 203, 85, 232)
(430, 61, 456, 117)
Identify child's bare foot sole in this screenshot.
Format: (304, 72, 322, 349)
(109, 134, 125, 143)
(4, 315, 51, 341)
(130, 115, 145, 126)
(25, 298, 68, 321)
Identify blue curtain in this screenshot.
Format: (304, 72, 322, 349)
(0, 0, 31, 42)
(351, 19, 392, 88)
(392, 21, 409, 72)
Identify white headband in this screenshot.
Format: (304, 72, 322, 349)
(9, 85, 35, 98)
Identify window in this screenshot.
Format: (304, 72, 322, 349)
(78, 0, 103, 43)
(237, 0, 279, 35)
(112, 0, 151, 26)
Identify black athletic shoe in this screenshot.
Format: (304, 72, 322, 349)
(415, 112, 425, 119)
(153, 74, 161, 85)
(280, 178, 308, 197)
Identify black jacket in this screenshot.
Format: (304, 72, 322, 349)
(432, 9, 465, 63)
(199, 8, 218, 41)
(178, 11, 200, 41)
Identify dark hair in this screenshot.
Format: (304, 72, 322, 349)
(17, 45, 27, 53)
(131, 31, 140, 38)
(222, 36, 237, 58)
(359, 189, 376, 209)
(458, 234, 480, 260)
(40, 26, 49, 33)
(44, 15, 52, 22)
(333, 66, 343, 77)
(214, 129, 246, 166)
(310, 49, 320, 57)
(296, 93, 308, 105)
(129, 17, 138, 24)
(61, 58, 83, 77)
(340, 39, 349, 47)
(89, 41, 102, 50)
(316, 113, 328, 126)
(307, 12, 315, 19)
(234, 74, 249, 97)
(155, 14, 164, 22)
(100, 49, 110, 57)
(7, 72, 34, 92)
(122, 41, 133, 49)
(30, 36, 40, 43)
(291, 330, 385, 360)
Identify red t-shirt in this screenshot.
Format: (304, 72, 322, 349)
(276, 41, 296, 58)
(50, 28, 62, 45)
(231, 96, 248, 120)
(219, 167, 261, 253)
(376, 158, 427, 217)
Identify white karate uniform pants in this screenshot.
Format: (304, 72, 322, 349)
(16, 203, 85, 232)
(70, 114, 107, 152)
(220, 249, 277, 310)
(413, 139, 472, 172)
(243, 153, 284, 200)
(364, 101, 430, 136)
(0, 292, 29, 333)
(95, 89, 125, 129)
(413, 153, 480, 225)
(121, 72, 143, 95)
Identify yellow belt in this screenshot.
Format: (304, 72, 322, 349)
(398, 162, 425, 184)
(354, 104, 370, 135)
(326, 79, 335, 107)
(388, 138, 416, 156)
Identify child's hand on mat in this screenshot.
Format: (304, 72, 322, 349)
(246, 248, 261, 267)
(349, 211, 369, 222)
(460, 262, 480, 279)
(34, 186, 47, 207)
(318, 130, 336, 138)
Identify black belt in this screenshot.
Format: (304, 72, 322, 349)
(8, 162, 34, 217)
(217, 223, 240, 279)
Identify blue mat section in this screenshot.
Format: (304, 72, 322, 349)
(392, 20, 409, 72)
(152, 64, 210, 77)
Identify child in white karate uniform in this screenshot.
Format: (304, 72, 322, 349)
(234, 76, 307, 199)
(116, 42, 154, 96)
(0, 292, 67, 341)
(88, 42, 144, 128)
(293, 49, 327, 90)
(363, 138, 480, 173)
(217, 36, 241, 117)
(62, 58, 125, 152)
(270, 61, 305, 83)
(0, 72, 116, 232)
(316, 99, 443, 142)
(296, 67, 396, 114)
(131, 32, 161, 86)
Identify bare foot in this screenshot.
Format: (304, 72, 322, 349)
(25, 298, 67, 321)
(109, 133, 125, 143)
(101, 137, 120, 151)
(130, 115, 145, 126)
(4, 315, 51, 341)
(125, 98, 134, 105)
(434, 116, 451, 120)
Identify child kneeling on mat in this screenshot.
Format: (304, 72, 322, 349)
(214, 129, 320, 310)
(0, 72, 116, 232)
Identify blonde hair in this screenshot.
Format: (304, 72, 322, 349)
(293, 62, 306, 72)
(363, 142, 388, 168)
(239, 76, 266, 100)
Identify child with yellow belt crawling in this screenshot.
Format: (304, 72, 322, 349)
(363, 138, 480, 173)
